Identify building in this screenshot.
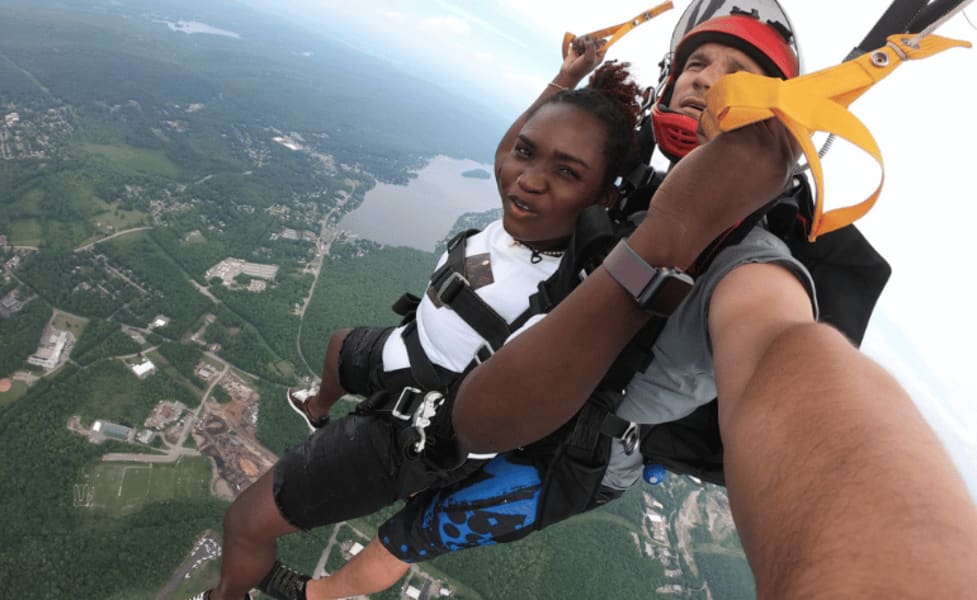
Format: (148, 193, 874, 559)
(131, 359, 156, 378)
(92, 420, 134, 442)
(28, 330, 69, 369)
(149, 315, 170, 329)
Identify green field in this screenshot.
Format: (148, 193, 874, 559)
(83, 143, 183, 178)
(0, 379, 29, 407)
(52, 311, 89, 334)
(92, 207, 147, 232)
(81, 456, 213, 515)
(9, 219, 43, 246)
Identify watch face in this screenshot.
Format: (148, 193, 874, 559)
(603, 240, 695, 316)
(653, 272, 695, 315)
(638, 268, 694, 316)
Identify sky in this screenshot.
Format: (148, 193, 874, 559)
(253, 0, 977, 500)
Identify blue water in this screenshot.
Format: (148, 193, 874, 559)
(340, 155, 498, 252)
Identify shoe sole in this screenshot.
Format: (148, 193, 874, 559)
(286, 387, 316, 433)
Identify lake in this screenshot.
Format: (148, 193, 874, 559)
(340, 155, 499, 252)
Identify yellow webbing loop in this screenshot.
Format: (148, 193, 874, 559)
(700, 34, 971, 241)
(562, 2, 673, 59)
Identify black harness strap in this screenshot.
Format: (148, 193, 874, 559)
(851, 0, 929, 59)
(907, 0, 972, 33)
(401, 321, 446, 391)
(428, 230, 512, 351)
(512, 205, 620, 331)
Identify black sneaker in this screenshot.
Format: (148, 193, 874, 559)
(286, 387, 329, 432)
(258, 559, 311, 600)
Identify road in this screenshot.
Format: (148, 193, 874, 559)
(74, 225, 153, 252)
(294, 201, 346, 377)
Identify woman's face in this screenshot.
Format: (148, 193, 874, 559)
(496, 103, 612, 250)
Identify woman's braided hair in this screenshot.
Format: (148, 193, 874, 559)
(546, 60, 642, 189)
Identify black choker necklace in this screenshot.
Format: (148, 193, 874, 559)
(515, 240, 565, 264)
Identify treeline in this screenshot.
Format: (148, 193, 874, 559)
(300, 244, 435, 369)
(0, 298, 50, 378)
(19, 250, 139, 318)
(428, 491, 667, 599)
(209, 269, 309, 370)
(205, 305, 293, 386)
(100, 233, 211, 335)
(73, 318, 142, 365)
(156, 340, 207, 387)
(696, 553, 755, 600)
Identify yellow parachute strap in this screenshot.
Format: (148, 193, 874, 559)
(700, 34, 971, 241)
(562, 2, 673, 59)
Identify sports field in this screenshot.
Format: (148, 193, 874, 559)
(77, 456, 213, 515)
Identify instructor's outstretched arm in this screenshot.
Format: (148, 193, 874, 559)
(710, 264, 977, 597)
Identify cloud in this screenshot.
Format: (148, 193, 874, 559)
(377, 9, 405, 21)
(420, 15, 471, 36)
(434, 0, 529, 48)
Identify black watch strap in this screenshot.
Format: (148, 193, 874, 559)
(602, 239, 694, 316)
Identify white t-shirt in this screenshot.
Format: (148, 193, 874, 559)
(381, 219, 562, 374)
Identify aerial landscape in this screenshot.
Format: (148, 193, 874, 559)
(1, 1, 757, 598)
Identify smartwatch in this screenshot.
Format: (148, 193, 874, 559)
(602, 239, 694, 316)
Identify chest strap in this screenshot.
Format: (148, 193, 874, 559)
(429, 229, 512, 351)
(401, 229, 511, 390)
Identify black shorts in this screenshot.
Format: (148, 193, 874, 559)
(273, 413, 402, 531)
(337, 326, 395, 395)
(273, 407, 488, 531)
(275, 326, 482, 531)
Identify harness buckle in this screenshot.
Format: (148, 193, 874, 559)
(474, 343, 494, 364)
(391, 386, 423, 421)
(410, 391, 446, 454)
(621, 421, 640, 455)
(436, 271, 469, 304)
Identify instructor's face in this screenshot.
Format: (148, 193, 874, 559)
(669, 42, 765, 120)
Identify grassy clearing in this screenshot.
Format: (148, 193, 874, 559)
(273, 359, 295, 379)
(93, 207, 147, 232)
(9, 219, 43, 245)
(52, 311, 89, 334)
(82, 456, 213, 516)
(84, 143, 182, 178)
(0, 379, 29, 407)
(199, 354, 225, 373)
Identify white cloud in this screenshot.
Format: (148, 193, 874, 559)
(434, 0, 529, 48)
(420, 15, 470, 36)
(474, 51, 495, 64)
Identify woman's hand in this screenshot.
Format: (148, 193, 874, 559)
(557, 35, 607, 88)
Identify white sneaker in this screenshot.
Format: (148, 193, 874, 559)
(285, 386, 328, 432)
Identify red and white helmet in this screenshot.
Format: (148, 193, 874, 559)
(652, 1, 801, 162)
